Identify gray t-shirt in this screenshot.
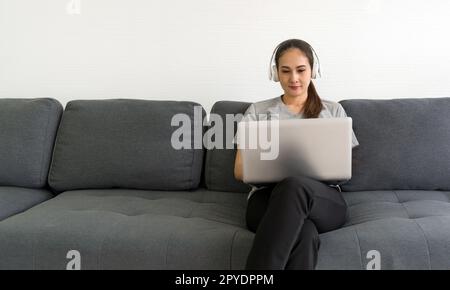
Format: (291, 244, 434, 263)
(236, 95, 360, 199)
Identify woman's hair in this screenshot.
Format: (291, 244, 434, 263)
(274, 39, 323, 118)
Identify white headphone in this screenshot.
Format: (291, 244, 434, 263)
(268, 40, 322, 82)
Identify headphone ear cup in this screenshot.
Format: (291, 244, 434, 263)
(311, 63, 317, 79)
(311, 49, 321, 79)
(271, 64, 279, 82)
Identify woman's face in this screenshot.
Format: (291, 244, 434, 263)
(277, 48, 312, 99)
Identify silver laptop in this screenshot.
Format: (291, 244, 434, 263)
(237, 117, 353, 184)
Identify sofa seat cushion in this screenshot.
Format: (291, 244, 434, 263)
(0, 187, 54, 221)
(317, 190, 450, 269)
(0, 188, 254, 269)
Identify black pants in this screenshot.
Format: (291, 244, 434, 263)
(245, 175, 348, 270)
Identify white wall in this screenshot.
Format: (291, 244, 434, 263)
(1, 0, 450, 113)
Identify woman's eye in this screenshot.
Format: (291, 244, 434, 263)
(282, 70, 305, 73)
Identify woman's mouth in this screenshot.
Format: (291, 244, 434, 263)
(289, 86, 301, 90)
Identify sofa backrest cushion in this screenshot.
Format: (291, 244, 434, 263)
(0, 98, 63, 188)
(204, 101, 252, 193)
(340, 97, 450, 191)
(48, 99, 205, 192)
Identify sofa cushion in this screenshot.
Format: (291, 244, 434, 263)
(0, 98, 63, 188)
(48, 99, 205, 192)
(0, 187, 54, 221)
(204, 101, 252, 193)
(0, 188, 253, 269)
(340, 97, 450, 191)
(317, 190, 450, 269)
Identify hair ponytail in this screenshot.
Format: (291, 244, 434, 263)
(304, 82, 323, 118)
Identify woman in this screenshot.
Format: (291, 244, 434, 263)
(234, 39, 359, 270)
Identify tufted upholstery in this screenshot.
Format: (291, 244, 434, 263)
(0, 188, 254, 269)
(316, 190, 450, 269)
(5, 187, 449, 269)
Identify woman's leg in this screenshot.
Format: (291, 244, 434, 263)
(245, 175, 347, 270)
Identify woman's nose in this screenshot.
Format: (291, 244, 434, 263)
(289, 72, 299, 81)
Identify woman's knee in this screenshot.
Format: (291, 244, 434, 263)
(270, 176, 314, 209)
(273, 176, 315, 198)
(277, 175, 317, 190)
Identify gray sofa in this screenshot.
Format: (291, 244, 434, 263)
(0, 97, 449, 270)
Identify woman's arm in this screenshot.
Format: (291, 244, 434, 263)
(234, 149, 243, 181)
(234, 103, 256, 181)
